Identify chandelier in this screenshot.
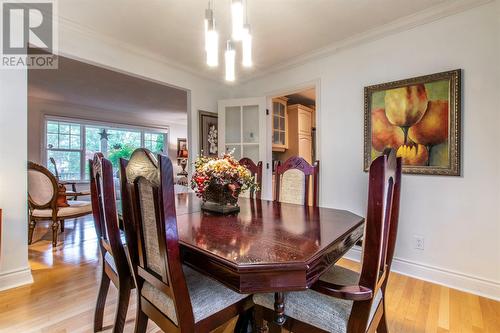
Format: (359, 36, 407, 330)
(204, 0, 252, 82)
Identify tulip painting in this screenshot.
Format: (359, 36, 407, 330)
(364, 70, 462, 176)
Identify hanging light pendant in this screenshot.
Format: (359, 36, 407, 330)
(231, 0, 244, 41)
(242, 24, 252, 67)
(205, 2, 218, 67)
(225, 40, 236, 82)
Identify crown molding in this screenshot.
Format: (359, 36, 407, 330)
(55, 0, 491, 86)
(239, 0, 493, 84)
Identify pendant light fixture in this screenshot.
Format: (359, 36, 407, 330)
(241, 1, 252, 68)
(225, 40, 236, 82)
(205, 1, 218, 67)
(231, 0, 244, 41)
(204, 0, 252, 81)
(242, 24, 252, 67)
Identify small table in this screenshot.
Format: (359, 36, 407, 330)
(175, 194, 365, 326)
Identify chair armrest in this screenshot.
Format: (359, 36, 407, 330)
(63, 191, 90, 196)
(311, 280, 373, 301)
(59, 181, 77, 186)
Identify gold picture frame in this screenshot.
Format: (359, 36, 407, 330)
(364, 69, 462, 176)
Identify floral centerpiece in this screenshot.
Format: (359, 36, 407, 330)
(191, 152, 258, 213)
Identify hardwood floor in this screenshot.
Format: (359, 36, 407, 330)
(0, 216, 498, 332)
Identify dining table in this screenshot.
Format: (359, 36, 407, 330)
(167, 192, 365, 328)
(117, 192, 364, 328)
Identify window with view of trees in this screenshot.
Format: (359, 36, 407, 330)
(45, 118, 168, 181)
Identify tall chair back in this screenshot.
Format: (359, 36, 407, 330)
(275, 156, 319, 207)
(89, 153, 129, 278)
(89, 153, 134, 333)
(120, 148, 195, 331)
(238, 157, 263, 199)
(349, 150, 402, 331)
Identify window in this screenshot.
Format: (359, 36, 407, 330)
(46, 121, 82, 180)
(45, 118, 168, 181)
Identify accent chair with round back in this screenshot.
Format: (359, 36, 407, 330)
(28, 161, 92, 247)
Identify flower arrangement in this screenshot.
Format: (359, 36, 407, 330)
(191, 152, 258, 207)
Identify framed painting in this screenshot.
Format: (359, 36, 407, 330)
(199, 111, 218, 157)
(177, 138, 188, 158)
(364, 69, 461, 175)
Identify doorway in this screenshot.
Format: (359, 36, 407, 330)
(269, 87, 317, 200)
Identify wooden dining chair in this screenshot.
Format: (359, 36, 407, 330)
(275, 156, 319, 207)
(239, 157, 263, 199)
(254, 150, 402, 333)
(89, 153, 135, 333)
(28, 162, 92, 247)
(120, 148, 253, 333)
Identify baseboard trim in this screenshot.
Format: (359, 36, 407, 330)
(0, 266, 33, 292)
(344, 247, 500, 301)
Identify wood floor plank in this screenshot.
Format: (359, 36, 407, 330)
(0, 217, 498, 333)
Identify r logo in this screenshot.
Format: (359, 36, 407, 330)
(2, 2, 53, 54)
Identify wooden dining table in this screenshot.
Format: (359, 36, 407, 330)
(169, 193, 365, 327)
(118, 192, 364, 327)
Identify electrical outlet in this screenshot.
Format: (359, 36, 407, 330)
(414, 235, 424, 250)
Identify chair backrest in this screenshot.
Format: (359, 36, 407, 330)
(89, 153, 129, 276)
(120, 148, 195, 330)
(238, 157, 263, 199)
(28, 162, 58, 210)
(275, 156, 319, 207)
(48, 157, 60, 181)
(351, 149, 402, 330)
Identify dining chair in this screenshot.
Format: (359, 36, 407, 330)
(120, 148, 254, 333)
(28, 162, 92, 247)
(49, 157, 90, 200)
(239, 157, 263, 199)
(89, 153, 134, 333)
(254, 150, 402, 333)
(275, 156, 319, 207)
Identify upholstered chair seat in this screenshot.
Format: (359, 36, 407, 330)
(142, 266, 248, 325)
(253, 266, 382, 333)
(32, 200, 92, 218)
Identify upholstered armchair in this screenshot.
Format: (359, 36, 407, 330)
(28, 162, 92, 247)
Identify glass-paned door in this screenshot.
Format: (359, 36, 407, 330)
(218, 97, 267, 193)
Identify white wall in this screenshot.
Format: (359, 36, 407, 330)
(0, 69, 34, 291)
(235, 2, 500, 299)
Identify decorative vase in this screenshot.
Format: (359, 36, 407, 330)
(201, 184, 240, 214)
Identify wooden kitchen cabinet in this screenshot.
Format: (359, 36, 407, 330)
(272, 97, 288, 152)
(280, 104, 314, 164)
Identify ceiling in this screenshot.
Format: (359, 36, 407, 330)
(56, 0, 469, 83)
(286, 88, 316, 107)
(29, 55, 188, 124)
